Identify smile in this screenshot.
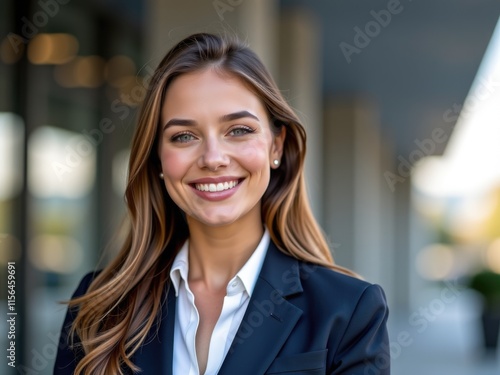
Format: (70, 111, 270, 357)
(195, 180, 240, 192)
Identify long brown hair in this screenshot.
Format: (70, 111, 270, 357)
(69, 33, 356, 375)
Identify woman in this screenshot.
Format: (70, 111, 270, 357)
(54, 33, 390, 375)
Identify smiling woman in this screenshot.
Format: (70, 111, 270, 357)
(54, 33, 390, 375)
(159, 69, 283, 228)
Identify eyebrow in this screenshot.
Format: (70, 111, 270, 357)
(163, 110, 259, 131)
(220, 110, 259, 123)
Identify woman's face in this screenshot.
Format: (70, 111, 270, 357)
(158, 68, 285, 227)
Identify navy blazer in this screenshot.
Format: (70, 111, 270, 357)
(54, 241, 390, 374)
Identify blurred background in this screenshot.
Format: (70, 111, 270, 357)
(1, 0, 500, 374)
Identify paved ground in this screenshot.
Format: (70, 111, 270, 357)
(389, 292, 500, 375)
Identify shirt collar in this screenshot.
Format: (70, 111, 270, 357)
(170, 240, 189, 297)
(234, 228, 269, 296)
(169, 228, 270, 297)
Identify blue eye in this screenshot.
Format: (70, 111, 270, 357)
(172, 133, 195, 143)
(229, 126, 254, 136)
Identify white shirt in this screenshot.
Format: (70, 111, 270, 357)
(169, 229, 270, 375)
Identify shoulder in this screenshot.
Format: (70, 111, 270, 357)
(72, 271, 100, 298)
(53, 271, 100, 374)
(300, 265, 390, 374)
(261, 249, 390, 372)
(61, 271, 101, 325)
(299, 261, 384, 298)
(294, 260, 388, 319)
(62, 271, 102, 327)
(262, 241, 387, 312)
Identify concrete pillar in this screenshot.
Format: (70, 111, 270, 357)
(380, 139, 397, 306)
(237, 0, 278, 77)
(394, 179, 411, 309)
(278, 8, 323, 221)
(144, 0, 278, 74)
(323, 100, 356, 269)
(323, 98, 391, 288)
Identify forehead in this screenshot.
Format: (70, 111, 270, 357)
(161, 69, 267, 119)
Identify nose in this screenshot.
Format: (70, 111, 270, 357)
(198, 136, 230, 171)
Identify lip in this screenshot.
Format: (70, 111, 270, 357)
(189, 176, 243, 184)
(189, 177, 244, 202)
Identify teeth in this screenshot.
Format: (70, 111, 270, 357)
(195, 180, 239, 192)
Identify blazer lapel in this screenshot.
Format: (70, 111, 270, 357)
(134, 285, 176, 375)
(218, 242, 304, 375)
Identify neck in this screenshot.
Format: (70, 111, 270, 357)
(186, 212, 264, 291)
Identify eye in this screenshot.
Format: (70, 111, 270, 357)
(228, 126, 254, 136)
(171, 132, 196, 143)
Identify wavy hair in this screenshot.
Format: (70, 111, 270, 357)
(68, 33, 356, 375)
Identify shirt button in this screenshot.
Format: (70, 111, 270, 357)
(231, 281, 238, 288)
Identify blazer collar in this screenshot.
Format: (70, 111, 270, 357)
(135, 240, 304, 375)
(218, 240, 304, 374)
(259, 239, 304, 297)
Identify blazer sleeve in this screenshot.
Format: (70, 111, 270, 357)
(331, 284, 390, 375)
(53, 272, 97, 375)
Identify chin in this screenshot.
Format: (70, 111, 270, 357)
(188, 212, 240, 227)
(201, 217, 239, 227)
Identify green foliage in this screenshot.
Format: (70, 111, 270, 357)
(469, 270, 500, 309)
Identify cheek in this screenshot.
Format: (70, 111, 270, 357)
(235, 139, 271, 173)
(160, 148, 190, 182)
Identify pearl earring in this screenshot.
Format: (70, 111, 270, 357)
(273, 159, 279, 166)
(159, 172, 164, 179)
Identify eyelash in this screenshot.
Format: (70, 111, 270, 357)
(169, 126, 255, 143)
(229, 126, 255, 136)
(170, 132, 195, 143)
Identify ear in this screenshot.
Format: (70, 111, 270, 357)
(270, 126, 286, 168)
